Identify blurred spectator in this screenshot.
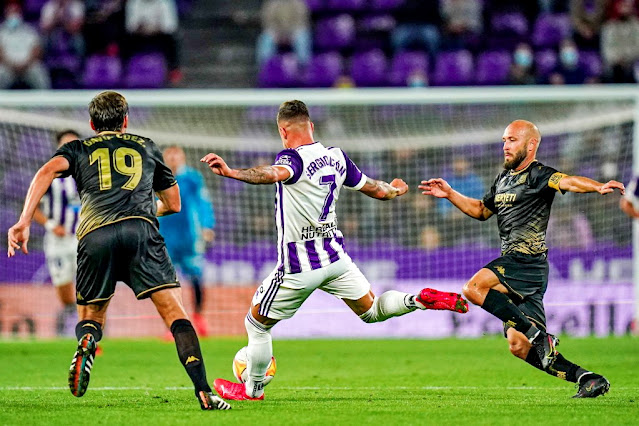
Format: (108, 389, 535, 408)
(0, 3, 50, 89)
(546, 39, 588, 84)
(407, 69, 428, 87)
(547, 197, 595, 248)
(40, 0, 85, 58)
(257, 0, 311, 67)
(333, 74, 355, 88)
(601, 0, 639, 83)
(84, 0, 124, 55)
(438, 155, 485, 245)
(570, 0, 608, 50)
(125, 0, 181, 83)
(390, 0, 441, 58)
(508, 42, 538, 85)
(440, 0, 483, 50)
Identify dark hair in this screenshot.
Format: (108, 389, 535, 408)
(277, 100, 310, 123)
(55, 129, 80, 143)
(89, 91, 129, 132)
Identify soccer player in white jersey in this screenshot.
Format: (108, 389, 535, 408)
(201, 100, 469, 401)
(33, 130, 81, 335)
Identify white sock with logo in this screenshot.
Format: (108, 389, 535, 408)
(359, 291, 417, 323)
(244, 313, 273, 398)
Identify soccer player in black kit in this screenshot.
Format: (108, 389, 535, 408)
(7, 91, 230, 411)
(420, 120, 625, 398)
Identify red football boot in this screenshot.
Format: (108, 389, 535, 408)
(416, 288, 469, 313)
(213, 378, 264, 401)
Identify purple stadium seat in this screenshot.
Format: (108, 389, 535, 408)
(432, 50, 474, 86)
(351, 49, 388, 87)
(327, 0, 367, 11)
(24, 0, 48, 17)
(305, 0, 325, 12)
(579, 51, 602, 78)
(491, 12, 528, 36)
(315, 14, 356, 51)
(303, 52, 343, 87)
(532, 13, 571, 48)
(388, 51, 428, 86)
(124, 53, 167, 89)
(359, 14, 396, 32)
(371, 0, 405, 10)
(534, 49, 558, 77)
(258, 54, 300, 88)
(82, 55, 122, 89)
(475, 51, 511, 85)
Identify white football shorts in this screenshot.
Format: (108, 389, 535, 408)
(253, 257, 371, 320)
(44, 233, 78, 286)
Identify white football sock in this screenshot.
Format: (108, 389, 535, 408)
(359, 290, 416, 323)
(244, 313, 273, 398)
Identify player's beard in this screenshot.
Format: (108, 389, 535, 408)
(503, 147, 527, 170)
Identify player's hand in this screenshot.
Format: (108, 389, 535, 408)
(599, 180, 625, 195)
(390, 178, 409, 197)
(7, 221, 30, 257)
(52, 225, 66, 237)
(200, 153, 234, 178)
(419, 178, 452, 198)
(202, 228, 215, 243)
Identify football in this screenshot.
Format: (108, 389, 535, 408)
(232, 346, 277, 385)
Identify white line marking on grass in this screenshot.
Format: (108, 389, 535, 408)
(2, 385, 638, 391)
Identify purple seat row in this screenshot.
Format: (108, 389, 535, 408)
(83, 53, 168, 89)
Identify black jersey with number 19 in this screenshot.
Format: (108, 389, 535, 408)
(54, 132, 176, 240)
(482, 161, 567, 256)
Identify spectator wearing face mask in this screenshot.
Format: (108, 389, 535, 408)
(508, 43, 537, 85)
(601, 0, 639, 83)
(547, 39, 587, 85)
(0, 3, 51, 89)
(40, 0, 85, 58)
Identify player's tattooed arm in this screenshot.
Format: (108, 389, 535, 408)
(419, 178, 493, 221)
(200, 153, 291, 184)
(558, 175, 625, 195)
(359, 177, 408, 200)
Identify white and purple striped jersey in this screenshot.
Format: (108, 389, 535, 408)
(272, 142, 367, 274)
(41, 176, 81, 235)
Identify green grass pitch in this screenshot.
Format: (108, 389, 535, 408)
(0, 336, 637, 425)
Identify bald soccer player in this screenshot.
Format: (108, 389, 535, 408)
(420, 120, 625, 398)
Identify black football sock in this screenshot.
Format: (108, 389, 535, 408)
(75, 319, 103, 342)
(524, 347, 544, 371)
(191, 276, 203, 313)
(546, 352, 588, 383)
(171, 319, 211, 393)
(482, 289, 539, 340)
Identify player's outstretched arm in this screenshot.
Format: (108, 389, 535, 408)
(419, 178, 493, 221)
(200, 153, 291, 184)
(156, 184, 181, 216)
(558, 175, 625, 195)
(8, 156, 69, 257)
(359, 177, 408, 200)
(620, 198, 639, 218)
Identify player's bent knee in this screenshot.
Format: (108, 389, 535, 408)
(358, 297, 380, 323)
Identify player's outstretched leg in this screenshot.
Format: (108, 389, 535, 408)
(415, 288, 469, 313)
(214, 312, 273, 401)
(68, 320, 102, 397)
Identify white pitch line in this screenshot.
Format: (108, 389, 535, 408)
(1, 386, 638, 391)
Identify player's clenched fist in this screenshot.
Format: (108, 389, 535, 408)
(419, 178, 452, 198)
(200, 153, 233, 177)
(390, 178, 409, 196)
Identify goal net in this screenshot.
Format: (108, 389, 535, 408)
(0, 88, 636, 339)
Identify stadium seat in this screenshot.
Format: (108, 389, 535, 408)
(305, 0, 326, 12)
(488, 12, 528, 50)
(579, 51, 602, 78)
(370, 0, 405, 11)
(23, 0, 48, 19)
(82, 55, 122, 89)
(432, 50, 474, 86)
(258, 54, 300, 88)
(124, 53, 168, 89)
(303, 52, 343, 87)
(532, 13, 571, 48)
(475, 51, 511, 85)
(351, 49, 388, 87)
(315, 15, 356, 51)
(534, 49, 558, 78)
(47, 54, 82, 89)
(388, 51, 428, 86)
(326, 0, 367, 11)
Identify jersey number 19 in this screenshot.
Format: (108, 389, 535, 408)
(89, 147, 143, 191)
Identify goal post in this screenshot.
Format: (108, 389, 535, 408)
(0, 86, 636, 338)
